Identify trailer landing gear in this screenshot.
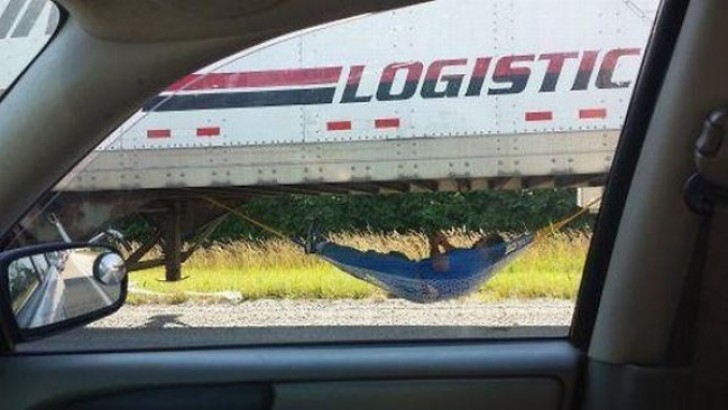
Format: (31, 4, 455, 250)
(126, 200, 229, 282)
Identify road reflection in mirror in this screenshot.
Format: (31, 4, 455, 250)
(7, 246, 125, 329)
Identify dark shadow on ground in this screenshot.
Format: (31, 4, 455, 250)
(143, 314, 191, 329)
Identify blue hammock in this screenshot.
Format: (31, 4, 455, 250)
(317, 233, 534, 303)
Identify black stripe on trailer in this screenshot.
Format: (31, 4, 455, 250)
(142, 87, 338, 112)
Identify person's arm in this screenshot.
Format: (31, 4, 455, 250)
(428, 234, 442, 258)
(429, 233, 452, 272)
(430, 232, 455, 253)
(440, 236, 456, 252)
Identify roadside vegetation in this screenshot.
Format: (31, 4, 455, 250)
(127, 230, 590, 304)
(121, 189, 586, 242)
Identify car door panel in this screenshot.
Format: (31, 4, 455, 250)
(0, 340, 579, 409)
(273, 379, 562, 410)
(56, 384, 272, 410)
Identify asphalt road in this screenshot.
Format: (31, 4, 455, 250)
(19, 299, 573, 352)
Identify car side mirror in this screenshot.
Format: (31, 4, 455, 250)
(0, 242, 127, 342)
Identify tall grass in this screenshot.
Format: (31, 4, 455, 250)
(129, 230, 590, 303)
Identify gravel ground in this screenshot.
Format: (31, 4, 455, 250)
(92, 298, 574, 328)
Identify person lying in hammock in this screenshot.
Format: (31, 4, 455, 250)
(427, 232, 506, 272)
(306, 229, 507, 275)
(303, 226, 523, 302)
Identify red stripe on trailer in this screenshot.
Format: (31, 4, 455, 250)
(579, 108, 607, 119)
(525, 111, 553, 121)
(327, 121, 352, 131)
(197, 127, 220, 137)
(147, 129, 171, 138)
(375, 118, 400, 129)
(347, 66, 366, 85)
(167, 67, 343, 92)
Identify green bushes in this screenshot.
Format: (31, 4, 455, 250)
(210, 189, 586, 241)
(119, 188, 589, 243)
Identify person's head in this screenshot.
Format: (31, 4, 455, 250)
(473, 233, 506, 258)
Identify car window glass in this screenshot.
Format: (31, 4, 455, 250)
(6, 0, 661, 352)
(0, 0, 58, 99)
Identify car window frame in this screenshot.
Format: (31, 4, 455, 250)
(569, 0, 690, 350)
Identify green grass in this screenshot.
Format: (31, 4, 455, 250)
(128, 230, 589, 304)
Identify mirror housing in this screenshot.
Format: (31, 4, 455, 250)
(0, 242, 127, 343)
(93, 252, 127, 285)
